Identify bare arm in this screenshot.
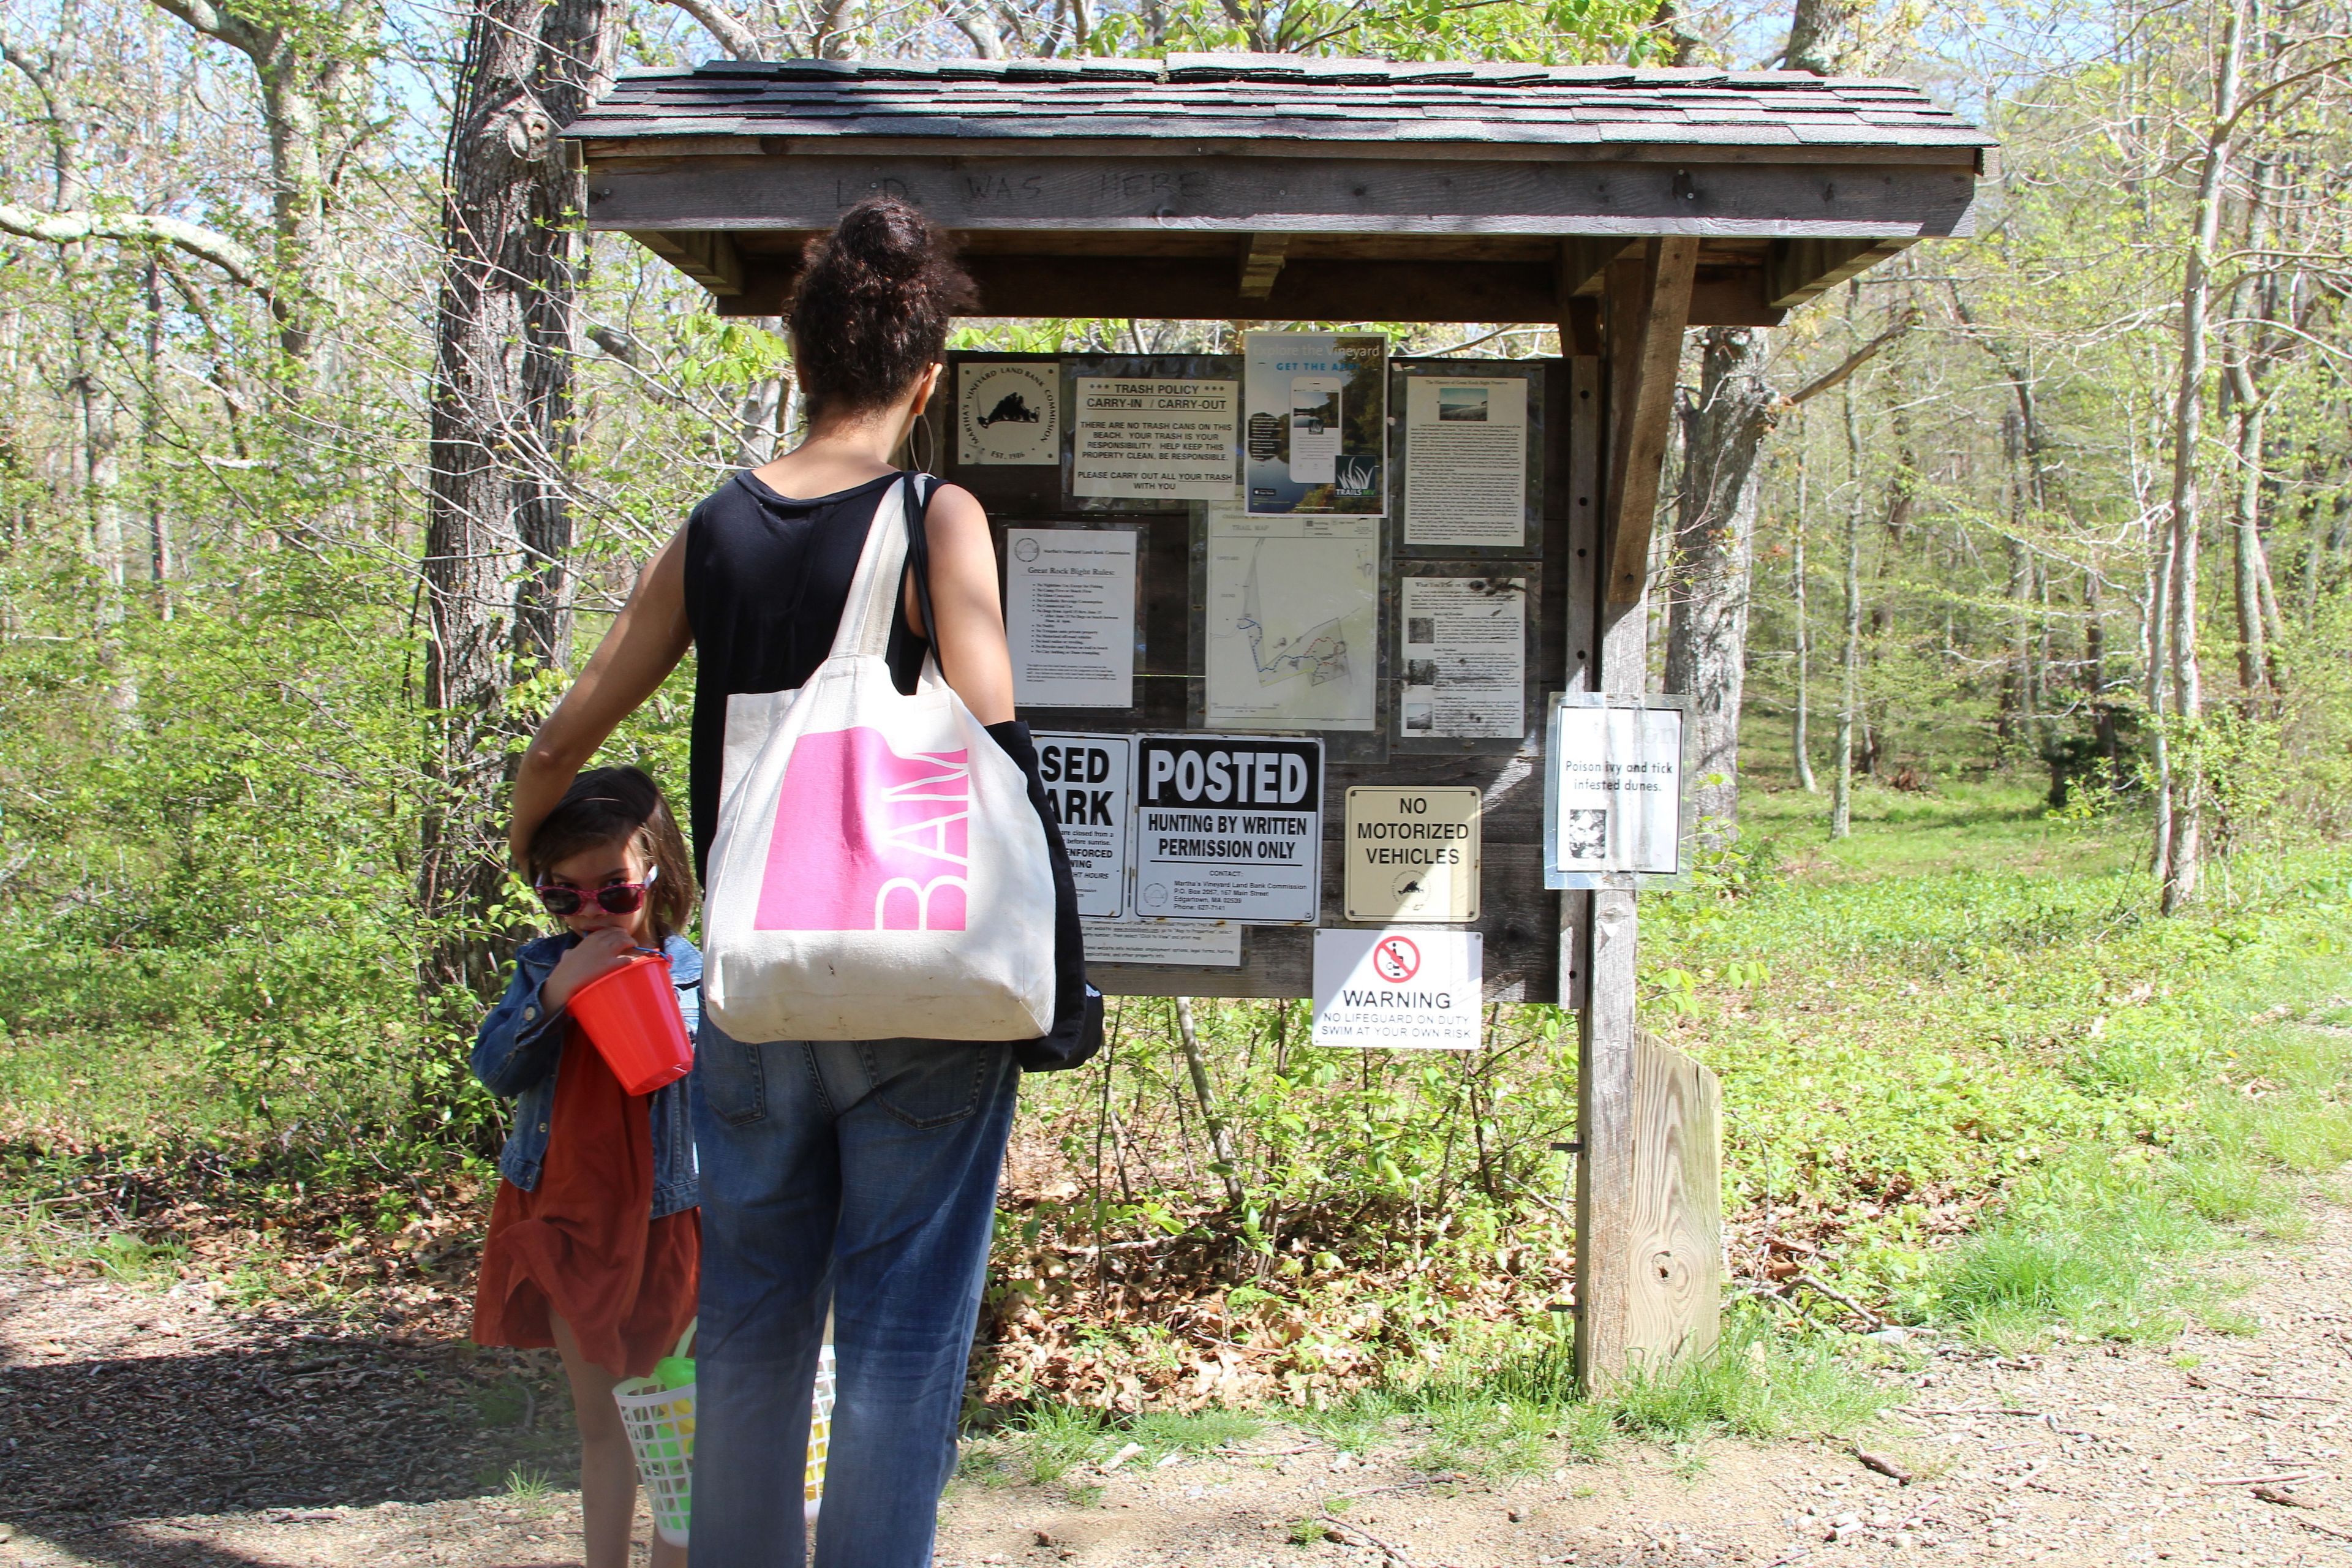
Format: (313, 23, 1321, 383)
(906, 481, 1015, 725)
(508, 530, 694, 863)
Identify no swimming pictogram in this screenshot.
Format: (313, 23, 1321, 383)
(1372, 935, 1419, 982)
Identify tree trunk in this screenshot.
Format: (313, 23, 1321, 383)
(143, 0, 375, 363)
(1832, 383, 1864, 839)
(420, 0, 619, 998)
(2228, 388, 2269, 709)
(735, 314, 786, 467)
(1791, 439, 1818, 793)
(2158, 0, 2242, 915)
(1665, 327, 1774, 845)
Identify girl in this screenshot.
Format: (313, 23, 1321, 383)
(503, 197, 1030, 1566)
(471, 765, 700, 1568)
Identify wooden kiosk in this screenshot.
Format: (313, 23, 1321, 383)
(566, 55, 1989, 1382)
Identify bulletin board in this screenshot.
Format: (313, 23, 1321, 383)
(919, 348, 1589, 1004)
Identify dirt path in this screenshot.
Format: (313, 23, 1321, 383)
(7, 1210, 2352, 1567)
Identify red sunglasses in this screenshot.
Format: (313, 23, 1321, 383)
(536, 864, 658, 918)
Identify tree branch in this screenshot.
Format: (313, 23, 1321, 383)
(142, 0, 276, 64)
(0, 202, 271, 298)
(1781, 311, 1919, 412)
(658, 0, 761, 58)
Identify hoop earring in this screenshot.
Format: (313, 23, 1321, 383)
(910, 408, 935, 473)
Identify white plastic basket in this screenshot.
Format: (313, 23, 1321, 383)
(612, 1323, 837, 1545)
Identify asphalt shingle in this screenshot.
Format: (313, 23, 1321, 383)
(566, 54, 1993, 155)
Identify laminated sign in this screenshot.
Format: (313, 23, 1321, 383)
(1311, 929, 1483, 1050)
(1036, 734, 1131, 920)
(1131, 734, 1323, 924)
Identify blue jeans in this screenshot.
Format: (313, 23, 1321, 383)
(688, 1018, 1020, 1567)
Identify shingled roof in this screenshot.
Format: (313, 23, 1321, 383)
(567, 54, 1994, 161)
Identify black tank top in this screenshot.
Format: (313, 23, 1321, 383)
(680, 469, 930, 883)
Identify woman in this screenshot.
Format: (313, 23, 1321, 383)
(507, 197, 1016, 1567)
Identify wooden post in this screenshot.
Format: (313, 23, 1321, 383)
(1574, 239, 1724, 1390)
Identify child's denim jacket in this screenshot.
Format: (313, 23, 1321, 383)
(470, 932, 699, 1218)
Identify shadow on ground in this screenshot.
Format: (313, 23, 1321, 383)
(0, 1327, 570, 1561)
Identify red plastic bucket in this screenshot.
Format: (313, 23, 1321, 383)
(568, 954, 693, 1096)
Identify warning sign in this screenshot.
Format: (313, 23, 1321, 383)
(1343, 786, 1480, 922)
(1311, 929, 1483, 1050)
(1131, 734, 1323, 924)
(1038, 733, 1131, 919)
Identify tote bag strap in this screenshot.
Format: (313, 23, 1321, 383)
(824, 476, 914, 662)
(899, 473, 944, 681)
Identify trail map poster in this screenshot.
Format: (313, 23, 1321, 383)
(1242, 332, 1387, 516)
(957, 362, 1060, 465)
(1203, 508, 1378, 732)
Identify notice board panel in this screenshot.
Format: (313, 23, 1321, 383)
(919, 353, 1577, 1004)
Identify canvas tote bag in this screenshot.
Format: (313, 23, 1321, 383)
(701, 476, 1058, 1042)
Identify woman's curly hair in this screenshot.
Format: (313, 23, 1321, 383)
(789, 197, 976, 418)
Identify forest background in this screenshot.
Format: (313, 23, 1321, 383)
(3, 0, 2352, 1426)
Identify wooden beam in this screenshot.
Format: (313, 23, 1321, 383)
(1580, 1031, 1722, 1382)
(583, 135, 1994, 172)
(1765, 236, 1913, 309)
(1559, 237, 1634, 300)
(1600, 238, 1697, 608)
(625, 228, 744, 295)
(1238, 233, 1289, 299)
(584, 134, 1994, 172)
(708, 253, 1781, 326)
(587, 155, 1983, 240)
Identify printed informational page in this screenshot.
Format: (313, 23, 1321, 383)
(956, 362, 1060, 466)
(1005, 527, 1136, 709)
(1071, 378, 1239, 501)
(1401, 376, 1529, 546)
(1547, 701, 1686, 878)
(1398, 576, 1527, 740)
(1036, 734, 1130, 919)
(1204, 508, 1378, 732)
(1080, 921, 1243, 968)
(1242, 332, 1387, 516)
(1311, 929, 1483, 1050)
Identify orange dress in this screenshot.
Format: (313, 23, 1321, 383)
(472, 1028, 699, 1379)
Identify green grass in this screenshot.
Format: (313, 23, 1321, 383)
(1646, 777, 2352, 1347)
(962, 1401, 1271, 1489)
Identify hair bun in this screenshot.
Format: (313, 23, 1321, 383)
(790, 197, 976, 418)
(833, 200, 930, 282)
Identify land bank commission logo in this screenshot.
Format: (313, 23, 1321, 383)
(957, 362, 1060, 466)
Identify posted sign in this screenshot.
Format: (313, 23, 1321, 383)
(1311, 929, 1483, 1050)
(1132, 735, 1323, 924)
(1037, 733, 1131, 919)
(1343, 786, 1480, 922)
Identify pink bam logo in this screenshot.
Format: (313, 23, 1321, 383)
(753, 727, 971, 931)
